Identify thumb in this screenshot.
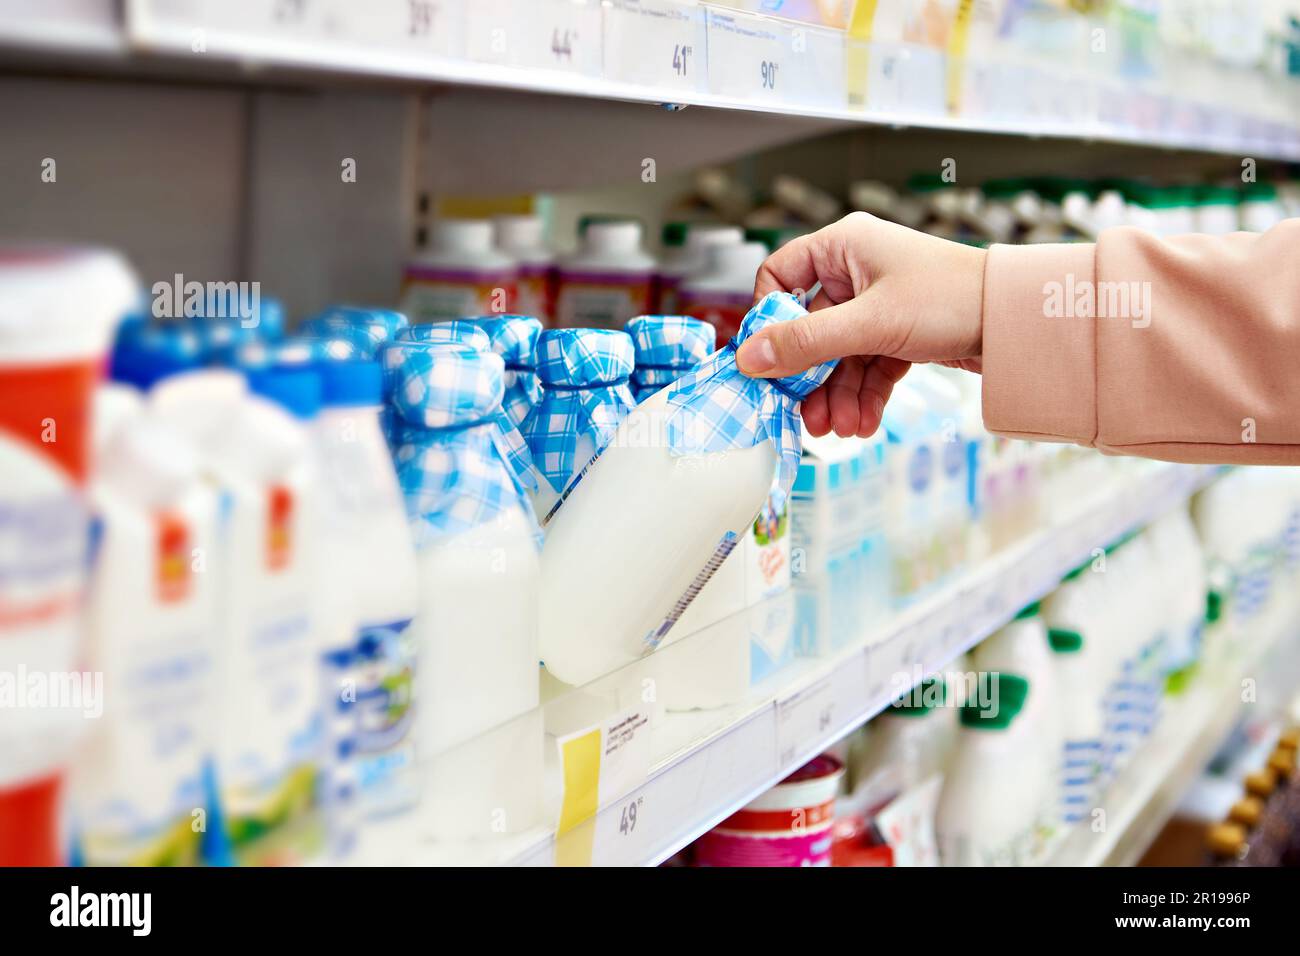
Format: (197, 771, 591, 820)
(735, 295, 888, 379)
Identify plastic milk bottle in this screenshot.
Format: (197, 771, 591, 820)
(384, 342, 543, 839)
(538, 292, 837, 687)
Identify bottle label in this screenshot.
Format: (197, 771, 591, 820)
(678, 289, 752, 342)
(513, 263, 554, 322)
(155, 511, 192, 603)
(352, 617, 417, 815)
(554, 270, 652, 329)
(401, 267, 515, 323)
(265, 485, 294, 571)
(642, 531, 740, 652)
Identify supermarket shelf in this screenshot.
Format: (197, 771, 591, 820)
(1047, 593, 1300, 868)
(491, 462, 1218, 867)
(3, 2, 1299, 160)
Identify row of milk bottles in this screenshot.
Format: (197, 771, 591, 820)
(83, 291, 834, 859)
(82, 309, 420, 864)
(840, 504, 1213, 866)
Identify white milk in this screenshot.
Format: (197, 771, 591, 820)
(936, 676, 1048, 866)
(539, 292, 832, 688)
(76, 414, 218, 865)
(312, 359, 419, 836)
(415, 507, 542, 839)
(971, 607, 1062, 849)
(1041, 568, 1106, 821)
(384, 342, 542, 840)
(194, 373, 322, 862)
(539, 386, 776, 686)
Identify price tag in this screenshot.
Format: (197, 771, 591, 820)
(333, 0, 463, 57)
(775, 673, 835, 770)
(602, 0, 706, 93)
(782, 22, 846, 109)
(704, 7, 791, 103)
(466, 0, 601, 75)
(555, 707, 653, 838)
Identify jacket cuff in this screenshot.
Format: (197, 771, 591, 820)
(981, 242, 1099, 445)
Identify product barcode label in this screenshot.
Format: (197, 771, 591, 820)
(641, 530, 739, 651)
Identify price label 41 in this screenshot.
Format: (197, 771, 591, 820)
(603, 0, 706, 92)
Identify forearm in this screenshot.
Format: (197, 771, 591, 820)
(980, 220, 1300, 465)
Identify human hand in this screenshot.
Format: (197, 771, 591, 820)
(735, 212, 987, 438)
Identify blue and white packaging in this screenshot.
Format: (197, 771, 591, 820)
(520, 327, 636, 522)
(465, 314, 543, 429)
(624, 314, 716, 403)
(538, 292, 837, 687)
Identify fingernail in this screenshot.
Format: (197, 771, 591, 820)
(871, 393, 885, 422)
(738, 336, 776, 375)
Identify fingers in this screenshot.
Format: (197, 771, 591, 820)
(801, 355, 910, 438)
(737, 295, 889, 379)
(856, 356, 910, 437)
(752, 231, 822, 304)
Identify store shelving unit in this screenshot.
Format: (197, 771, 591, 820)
(6, 3, 1298, 869)
(470, 462, 1217, 867)
(4, 1, 1299, 160)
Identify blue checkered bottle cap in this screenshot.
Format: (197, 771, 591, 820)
(383, 341, 539, 544)
(464, 315, 543, 428)
(383, 342, 504, 430)
(522, 328, 636, 493)
(534, 328, 634, 387)
(396, 320, 490, 351)
(625, 315, 716, 402)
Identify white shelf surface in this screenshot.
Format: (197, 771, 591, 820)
(3, 1, 1298, 159)
(1046, 591, 1300, 868)
(446, 461, 1216, 867)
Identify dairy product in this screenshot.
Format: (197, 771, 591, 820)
(204, 367, 323, 864)
(654, 223, 743, 315)
(936, 674, 1047, 866)
(466, 314, 543, 429)
(312, 359, 419, 832)
(678, 241, 770, 342)
(0, 246, 137, 866)
(695, 754, 842, 867)
(972, 604, 1062, 849)
(385, 342, 542, 838)
(401, 220, 516, 323)
(76, 414, 218, 865)
(554, 221, 655, 330)
(538, 293, 835, 687)
(493, 214, 554, 322)
(1041, 564, 1108, 822)
(520, 328, 636, 522)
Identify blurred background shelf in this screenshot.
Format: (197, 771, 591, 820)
(3, 1, 1298, 160)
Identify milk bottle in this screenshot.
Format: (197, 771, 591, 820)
(201, 366, 324, 864)
(538, 292, 837, 687)
(384, 342, 543, 839)
(76, 413, 218, 865)
(520, 328, 636, 523)
(936, 674, 1047, 866)
(312, 359, 419, 830)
